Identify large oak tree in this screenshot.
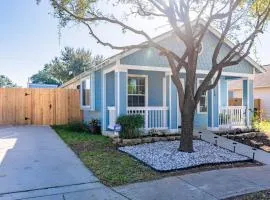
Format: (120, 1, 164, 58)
(43, 0, 270, 152)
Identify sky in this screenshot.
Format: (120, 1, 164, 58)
(1, 1, 270, 87)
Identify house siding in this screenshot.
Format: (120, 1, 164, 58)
(120, 32, 254, 74)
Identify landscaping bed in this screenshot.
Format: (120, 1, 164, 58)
(52, 125, 261, 187)
(216, 131, 270, 152)
(119, 140, 250, 171)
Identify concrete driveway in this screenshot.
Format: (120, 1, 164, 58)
(0, 126, 127, 200)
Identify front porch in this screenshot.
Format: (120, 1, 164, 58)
(103, 68, 176, 133)
(103, 67, 254, 133)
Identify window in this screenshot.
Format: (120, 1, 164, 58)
(80, 75, 94, 109)
(197, 79, 208, 113)
(128, 76, 147, 107)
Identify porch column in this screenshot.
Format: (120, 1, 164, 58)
(243, 79, 254, 127)
(166, 73, 178, 131)
(115, 69, 127, 117)
(208, 81, 219, 129)
(219, 77, 228, 107)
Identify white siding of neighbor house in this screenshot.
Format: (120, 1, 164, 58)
(233, 87, 270, 119)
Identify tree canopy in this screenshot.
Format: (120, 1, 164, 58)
(0, 75, 18, 88)
(31, 47, 104, 85)
(44, 0, 270, 152)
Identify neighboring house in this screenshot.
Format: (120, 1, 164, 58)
(28, 83, 58, 89)
(62, 25, 265, 135)
(229, 64, 270, 119)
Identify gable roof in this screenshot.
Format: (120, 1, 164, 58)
(61, 20, 264, 88)
(229, 65, 270, 90)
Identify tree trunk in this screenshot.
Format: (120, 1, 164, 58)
(179, 107, 195, 152)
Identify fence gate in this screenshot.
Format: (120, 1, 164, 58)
(0, 88, 82, 125)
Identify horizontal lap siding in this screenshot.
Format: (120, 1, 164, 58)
(120, 32, 254, 74)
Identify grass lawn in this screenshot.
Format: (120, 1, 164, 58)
(226, 189, 270, 200)
(52, 125, 260, 187)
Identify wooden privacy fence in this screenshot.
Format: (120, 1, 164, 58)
(0, 88, 82, 125)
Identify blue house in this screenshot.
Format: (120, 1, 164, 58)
(62, 26, 265, 135)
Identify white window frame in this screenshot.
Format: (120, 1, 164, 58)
(80, 73, 95, 110)
(127, 74, 148, 107)
(197, 78, 208, 114)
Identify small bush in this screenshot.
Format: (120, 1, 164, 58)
(253, 119, 270, 133)
(116, 115, 144, 139)
(89, 119, 101, 135)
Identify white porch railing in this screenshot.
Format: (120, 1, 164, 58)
(218, 106, 246, 128)
(127, 107, 169, 130)
(107, 106, 117, 130)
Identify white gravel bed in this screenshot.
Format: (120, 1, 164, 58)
(119, 140, 250, 171)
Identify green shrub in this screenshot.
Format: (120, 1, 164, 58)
(116, 115, 144, 139)
(89, 119, 101, 135)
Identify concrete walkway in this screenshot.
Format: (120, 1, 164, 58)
(194, 130, 270, 164)
(0, 126, 127, 200)
(115, 165, 270, 200)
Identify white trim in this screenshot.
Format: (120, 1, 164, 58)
(91, 73, 95, 110)
(127, 74, 149, 107)
(197, 78, 208, 114)
(80, 75, 95, 110)
(218, 80, 221, 108)
(168, 75, 172, 129)
(103, 67, 115, 75)
(118, 65, 170, 72)
(226, 80, 229, 106)
(116, 71, 120, 116)
(117, 64, 255, 78)
(162, 77, 166, 107)
(102, 71, 106, 131)
(211, 79, 214, 128)
(247, 79, 250, 126)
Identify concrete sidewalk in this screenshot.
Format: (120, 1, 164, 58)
(115, 165, 270, 200)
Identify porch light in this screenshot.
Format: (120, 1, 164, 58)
(214, 136, 218, 146)
(252, 148, 256, 161)
(233, 142, 237, 153)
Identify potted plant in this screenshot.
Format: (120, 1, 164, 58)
(89, 119, 101, 134)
